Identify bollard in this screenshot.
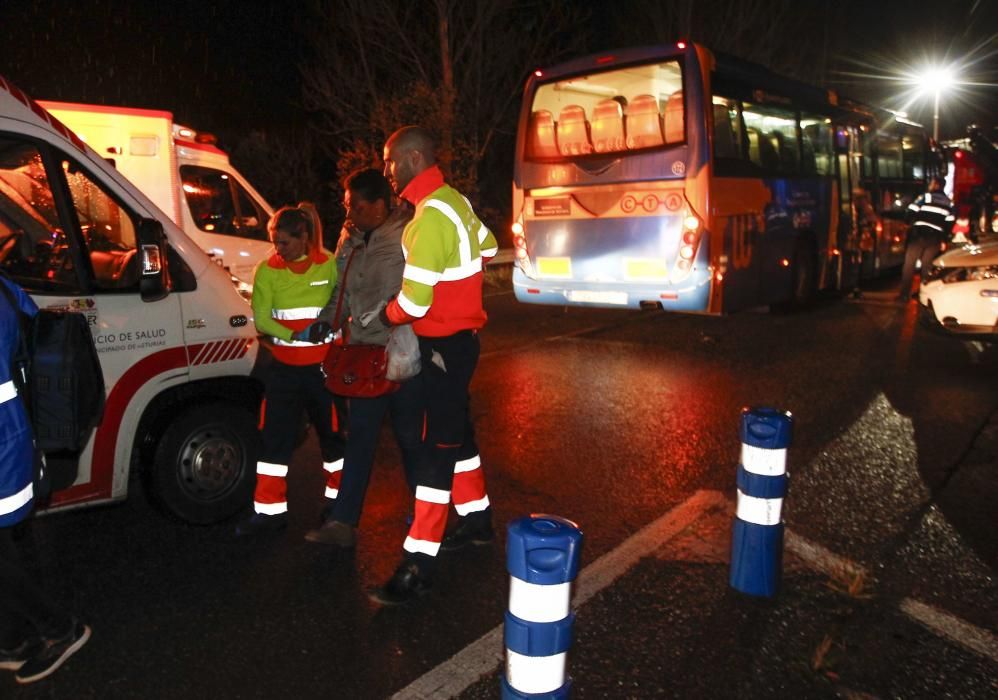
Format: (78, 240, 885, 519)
(730, 406, 793, 598)
(502, 515, 583, 700)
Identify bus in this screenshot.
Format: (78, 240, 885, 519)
(510, 42, 941, 312)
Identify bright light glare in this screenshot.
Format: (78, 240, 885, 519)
(914, 66, 956, 96)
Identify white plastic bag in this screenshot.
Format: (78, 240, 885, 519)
(385, 324, 421, 382)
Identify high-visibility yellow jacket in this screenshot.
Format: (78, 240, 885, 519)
(387, 168, 498, 337)
(251, 250, 337, 365)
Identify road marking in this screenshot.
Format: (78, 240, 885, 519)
(390, 490, 728, 699)
(785, 529, 998, 664)
(393, 491, 998, 698)
(900, 598, 998, 663)
(785, 530, 869, 580)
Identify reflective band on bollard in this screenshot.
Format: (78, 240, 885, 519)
(730, 407, 792, 598)
(502, 515, 583, 700)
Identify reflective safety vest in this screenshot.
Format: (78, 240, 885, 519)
(907, 191, 955, 239)
(397, 184, 498, 337)
(251, 251, 338, 365)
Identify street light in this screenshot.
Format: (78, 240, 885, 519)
(914, 65, 956, 142)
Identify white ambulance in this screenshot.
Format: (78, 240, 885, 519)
(1, 76, 263, 524)
(38, 100, 273, 289)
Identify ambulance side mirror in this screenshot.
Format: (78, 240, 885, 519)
(137, 218, 169, 302)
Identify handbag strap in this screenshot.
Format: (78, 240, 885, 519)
(331, 246, 359, 332)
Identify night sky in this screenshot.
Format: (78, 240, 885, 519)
(2, 0, 995, 136)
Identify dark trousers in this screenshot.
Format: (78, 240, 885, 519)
(899, 233, 942, 298)
(261, 362, 342, 466)
(0, 527, 72, 648)
(329, 376, 423, 526)
(404, 331, 483, 575)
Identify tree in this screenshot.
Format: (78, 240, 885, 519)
(299, 0, 588, 227)
(609, 0, 845, 85)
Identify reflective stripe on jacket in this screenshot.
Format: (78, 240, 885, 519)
(251, 251, 338, 365)
(396, 184, 499, 337)
(907, 191, 955, 239)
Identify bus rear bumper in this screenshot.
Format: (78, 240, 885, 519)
(512, 267, 712, 312)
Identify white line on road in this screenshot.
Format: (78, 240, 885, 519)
(899, 598, 998, 663)
(390, 490, 729, 699)
(785, 529, 998, 664)
(392, 491, 998, 698)
(785, 530, 869, 580)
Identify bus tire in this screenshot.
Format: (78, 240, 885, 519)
(771, 244, 815, 313)
(148, 402, 259, 524)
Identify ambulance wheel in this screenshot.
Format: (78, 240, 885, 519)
(149, 403, 259, 524)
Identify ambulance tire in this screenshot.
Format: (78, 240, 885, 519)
(149, 402, 259, 524)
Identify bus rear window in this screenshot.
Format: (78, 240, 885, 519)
(526, 60, 684, 160)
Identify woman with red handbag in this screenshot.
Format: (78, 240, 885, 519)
(304, 169, 422, 547)
(235, 203, 343, 537)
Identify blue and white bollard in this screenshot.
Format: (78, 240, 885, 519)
(502, 515, 583, 700)
(730, 407, 793, 598)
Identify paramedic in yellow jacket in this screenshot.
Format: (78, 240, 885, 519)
(368, 126, 499, 605)
(236, 203, 342, 537)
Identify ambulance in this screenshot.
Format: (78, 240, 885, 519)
(38, 100, 273, 290)
(1, 76, 263, 524)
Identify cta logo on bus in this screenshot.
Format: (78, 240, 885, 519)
(620, 192, 683, 214)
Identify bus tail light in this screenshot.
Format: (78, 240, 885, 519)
(673, 211, 703, 280)
(512, 216, 534, 275)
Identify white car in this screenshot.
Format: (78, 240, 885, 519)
(919, 240, 998, 338)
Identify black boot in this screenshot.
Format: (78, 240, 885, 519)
(368, 561, 432, 605)
(441, 512, 495, 552)
(235, 512, 288, 537)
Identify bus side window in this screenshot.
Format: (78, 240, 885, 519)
(591, 99, 625, 153)
(625, 94, 664, 150)
(800, 132, 817, 174)
(772, 131, 799, 174)
(527, 110, 559, 159)
(747, 127, 778, 172)
(557, 105, 593, 156)
(876, 133, 902, 179)
(712, 104, 738, 159)
(802, 119, 833, 175)
(663, 91, 684, 143)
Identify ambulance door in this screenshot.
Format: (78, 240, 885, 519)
(178, 163, 273, 287)
(0, 133, 185, 508)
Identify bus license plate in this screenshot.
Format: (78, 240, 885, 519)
(567, 290, 628, 305)
(536, 257, 572, 278)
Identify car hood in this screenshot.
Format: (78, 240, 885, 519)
(934, 240, 998, 268)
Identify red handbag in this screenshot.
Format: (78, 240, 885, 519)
(322, 342, 398, 397)
(321, 247, 399, 398)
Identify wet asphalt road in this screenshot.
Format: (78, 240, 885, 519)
(5, 275, 997, 698)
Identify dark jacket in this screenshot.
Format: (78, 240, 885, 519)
(320, 203, 413, 346)
(0, 275, 38, 526)
(907, 190, 955, 241)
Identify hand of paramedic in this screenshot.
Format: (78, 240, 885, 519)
(292, 321, 333, 343)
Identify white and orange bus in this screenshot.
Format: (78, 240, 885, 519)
(510, 42, 941, 312)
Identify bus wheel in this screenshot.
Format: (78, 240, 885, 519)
(771, 245, 815, 313)
(148, 403, 259, 524)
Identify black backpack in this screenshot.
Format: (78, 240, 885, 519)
(0, 274, 106, 453)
